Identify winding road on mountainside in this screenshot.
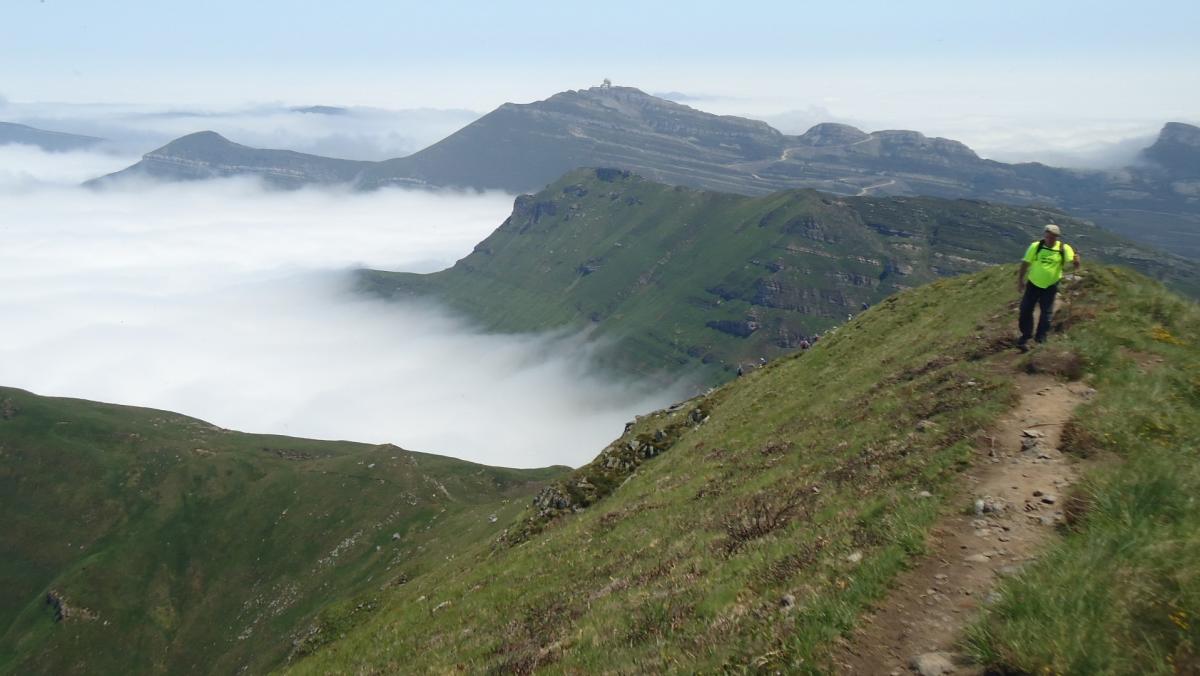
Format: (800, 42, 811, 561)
(780, 135, 874, 161)
(857, 179, 897, 196)
(834, 347, 1095, 674)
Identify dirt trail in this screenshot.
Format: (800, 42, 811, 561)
(834, 371, 1095, 675)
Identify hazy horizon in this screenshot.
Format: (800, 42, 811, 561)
(2, 94, 1192, 171)
(3, 1, 1197, 169)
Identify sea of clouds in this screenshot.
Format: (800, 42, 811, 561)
(0, 100, 480, 159)
(0, 146, 684, 468)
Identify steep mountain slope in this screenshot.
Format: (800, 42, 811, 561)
(0, 121, 103, 152)
(89, 131, 371, 187)
(358, 169, 1199, 382)
(359, 86, 787, 193)
(288, 265, 1200, 674)
(86, 87, 1200, 256)
(1140, 121, 1200, 177)
(0, 389, 565, 674)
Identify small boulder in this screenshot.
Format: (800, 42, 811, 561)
(910, 651, 956, 675)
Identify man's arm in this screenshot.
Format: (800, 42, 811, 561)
(1017, 262, 1030, 293)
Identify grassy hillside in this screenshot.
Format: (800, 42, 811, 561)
(294, 264, 1198, 674)
(0, 390, 566, 675)
(290, 264, 1199, 673)
(966, 268, 1200, 673)
(359, 169, 1199, 383)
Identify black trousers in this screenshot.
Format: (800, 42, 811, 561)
(1019, 282, 1058, 343)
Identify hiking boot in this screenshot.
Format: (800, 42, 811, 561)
(1017, 339, 1030, 353)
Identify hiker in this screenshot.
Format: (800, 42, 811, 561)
(1016, 224, 1080, 350)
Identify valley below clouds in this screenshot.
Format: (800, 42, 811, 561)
(0, 147, 681, 468)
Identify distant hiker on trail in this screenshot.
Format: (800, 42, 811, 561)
(1016, 224, 1080, 351)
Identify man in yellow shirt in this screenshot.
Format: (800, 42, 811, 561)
(1016, 224, 1081, 351)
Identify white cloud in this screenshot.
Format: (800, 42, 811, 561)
(0, 144, 139, 189)
(0, 150, 684, 468)
(3, 101, 480, 159)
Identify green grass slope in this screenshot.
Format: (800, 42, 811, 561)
(290, 264, 1198, 674)
(0, 391, 566, 675)
(359, 168, 1199, 384)
(966, 268, 1200, 674)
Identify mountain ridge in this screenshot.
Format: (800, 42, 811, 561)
(357, 168, 1199, 383)
(287, 264, 1200, 674)
(90, 130, 371, 187)
(0, 121, 104, 152)
(88, 86, 1200, 257)
(5, 264, 1198, 673)
(0, 385, 566, 674)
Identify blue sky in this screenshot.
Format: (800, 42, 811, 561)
(2, 0, 1197, 147)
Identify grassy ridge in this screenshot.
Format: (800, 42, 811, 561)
(5, 264, 1193, 674)
(967, 267, 1200, 674)
(289, 264, 1040, 673)
(360, 169, 1199, 384)
(294, 264, 1198, 674)
(0, 390, 565, 674)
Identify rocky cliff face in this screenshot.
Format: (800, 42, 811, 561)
(1141, 122, 1200, 177)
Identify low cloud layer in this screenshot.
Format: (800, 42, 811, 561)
(1, 100, 480, 159)
(0, 149, 683, 467)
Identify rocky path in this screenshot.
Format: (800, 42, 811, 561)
(833, 371, 1095, 675)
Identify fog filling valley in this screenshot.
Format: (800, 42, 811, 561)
(0, 147, 684, 467)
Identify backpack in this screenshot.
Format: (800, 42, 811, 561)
(1034, 240, 1068, 260)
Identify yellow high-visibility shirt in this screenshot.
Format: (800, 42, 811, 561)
(1023, 240, 1075, 288)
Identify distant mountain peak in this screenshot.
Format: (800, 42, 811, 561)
(146, 130, 239, 157)
(1141, 121, 1200, 176)
(162, 129, 232, 145)
(291, 105, 350, 115)
(0, 121, 103, 151)
(797, 123, 869, 146)
(1159, 121, 1200, 145)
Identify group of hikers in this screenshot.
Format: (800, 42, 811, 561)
(734, 223, 1081, 376)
